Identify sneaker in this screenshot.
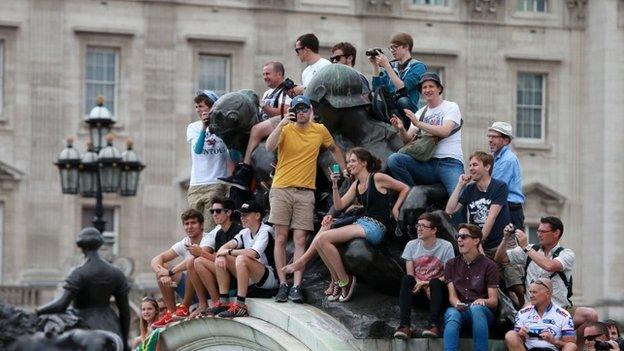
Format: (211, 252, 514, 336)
(288, 285, 304, 303)
(202, 301, 228, 317)
(217, 302, 248, 318)
(172, 304, 189, 320)
(326, 283, 341, 302)
(421, 326, 440, 338)
(218, 163, 253, 190)
(274, 283, 290, 303)
(338, 275, 356, 302)
(393, 325, 411, 340)
(151, 311, 174, 328)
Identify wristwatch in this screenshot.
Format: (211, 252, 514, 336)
(228, 249, 233, 256)
(168, 268, 175, 276)
(523, 245, 533, 253)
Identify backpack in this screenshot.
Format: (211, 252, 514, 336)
(524, 245, 573, 306)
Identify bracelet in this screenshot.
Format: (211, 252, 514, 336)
(228, 249, 233, 256)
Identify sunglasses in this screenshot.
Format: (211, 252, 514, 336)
(330, 54, 346, 63)
(584, 333, 604, 341)
(457, 233, 476, 240)
(209, 208, 226, 214)
(293, 107, 310, 114)
(295, 46, 305, 54)
(531, 279, 551, 292)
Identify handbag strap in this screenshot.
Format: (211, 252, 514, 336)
(417, 105, 463, 138)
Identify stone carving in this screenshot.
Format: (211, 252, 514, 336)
(467, 0, 501, 13)
(567, 0, 588, 21)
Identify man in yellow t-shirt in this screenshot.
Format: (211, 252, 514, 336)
(265, 95, 346, 303)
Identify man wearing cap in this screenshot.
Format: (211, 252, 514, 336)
(443, 223, 500, 351)
(488, 121, 526, 229)
(505, 278, 577, 351)
(387, 72, 464, 198)
(187, 90, 231, 230)
(266, 95, 347, 303)
(209, 201, 279, 318)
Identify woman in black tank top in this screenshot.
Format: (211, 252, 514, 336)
(283, 147, 409, 302)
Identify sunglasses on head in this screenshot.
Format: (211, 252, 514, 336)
(584, 333, 604, 341)
(142, 296, 157, 303)
(531, 279, 551, 292)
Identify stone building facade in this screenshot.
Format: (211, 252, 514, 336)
(0, 0, 623, 318)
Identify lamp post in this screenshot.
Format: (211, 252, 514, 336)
(54, 97, 145, 234)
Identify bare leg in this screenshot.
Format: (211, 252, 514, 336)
(186, 258, 207, 318)
(315, 224, 366, 282)
(274, 225, 290, 284)
(504, 331, 527, 351)
(215, 255, 238, 295)
(243, 119, 276, 165)
(292, 229, 308, 286)
(194, 257, 220, 305)
(283, 225, 330, 274)
(156, 272, 179, 312)
(235, 256, 271, 298)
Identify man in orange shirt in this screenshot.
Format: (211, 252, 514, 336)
(265, 95, 346, 303)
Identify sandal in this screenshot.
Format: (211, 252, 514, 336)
(324, 281, 337, 296)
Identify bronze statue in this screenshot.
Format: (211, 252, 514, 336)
(35, 227, 130, 350)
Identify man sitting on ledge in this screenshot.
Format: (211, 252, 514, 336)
(505, 278, 577, 351)
(443, 223, 499, 351)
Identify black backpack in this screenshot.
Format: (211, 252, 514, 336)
(524, 245, 573, 306)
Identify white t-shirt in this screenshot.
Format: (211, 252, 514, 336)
(170, 233, 212, 259)
(301, 58, 331, 86)
(514, 303, 575, 350)
(199, 225, 222, 250)
(232, 224, 274, 267)
(407, 100, 463, 162)
(186, 121, 228, 186)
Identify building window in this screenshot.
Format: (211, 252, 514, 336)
(85, 47, 118, 115)
(418, 67, 444, 108)
(516, 72, 545, 140)
(0, 40, 4, 116)
(198, 55, 230, 96)
(524, 224, 539, 246)
(81, 207, 119, 256)
(517, 0, 548, 12)
(412, 0, 447, 5)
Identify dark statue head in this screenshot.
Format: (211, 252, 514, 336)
(75, 227, 104, 251)
(208, 89, 259, 150)
(305, 64, 368, 110)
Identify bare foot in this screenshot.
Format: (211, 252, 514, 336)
(282, 260, 305, 274)
(324, 281, 336, 296)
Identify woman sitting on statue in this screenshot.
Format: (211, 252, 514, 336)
(284, 147, 409, 302)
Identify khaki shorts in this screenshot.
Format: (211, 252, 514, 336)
(187, 183, 228, 230)
(268, 187, 315, 231)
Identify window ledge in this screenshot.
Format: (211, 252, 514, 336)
(408, 4, 453, 14)
(511, 11, 557, 21)
(514, 140, 552, 151)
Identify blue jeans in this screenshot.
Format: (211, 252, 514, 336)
(443, 305, 494, 351)
(387, 154, 464, 196)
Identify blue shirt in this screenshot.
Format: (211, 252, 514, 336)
(492, 145, 525, 204)
(371, 58, 426, 112)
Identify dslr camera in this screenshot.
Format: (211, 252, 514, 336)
(365, 48, 383, 57)
(281, 78, 296, 92)
(595, 340, 614, 350)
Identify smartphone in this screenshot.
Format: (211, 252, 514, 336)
(527, 331, 542, 338)
(456, 302, 468, 310)
(288, 112, 297, 122)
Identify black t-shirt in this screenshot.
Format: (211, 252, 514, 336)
(459, 178, 510, 250)
(214, 222, 243, 251)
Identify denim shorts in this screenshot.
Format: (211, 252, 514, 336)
(355, 217, 386, 245)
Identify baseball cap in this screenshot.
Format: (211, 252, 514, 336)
(195, 90, 219, 104)
(291, 95, 312, 109)
(237, 201, 264, 215)
(488, 121, 514, 139)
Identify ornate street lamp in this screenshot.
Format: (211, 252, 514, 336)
(54, 137, 81, 194)
(120, 139, 145, 196)
(85, 95, 115, 151)
(55, 97, 145, 235)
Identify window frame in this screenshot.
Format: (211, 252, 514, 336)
(412, 0, 448, 6)
(517, 0, 549, 13)
(197, 54, 231, 97)
(85, 46, 120, 117)
(515, 72, 547, 142)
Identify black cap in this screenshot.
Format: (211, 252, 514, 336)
(237, 201, 264, 215)
(416, 72, 444, 93)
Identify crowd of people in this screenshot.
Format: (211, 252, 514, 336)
(132, 32, 621, 351)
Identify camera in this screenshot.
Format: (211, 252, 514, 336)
(595, 340, 614, 350)
(365, 48, 383, 57)
(282, 78, 295, 92)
